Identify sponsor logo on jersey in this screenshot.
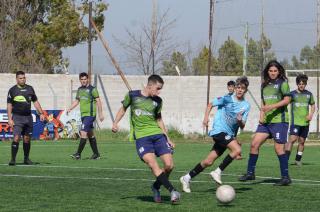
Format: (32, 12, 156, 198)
(134, 109, 152, 116)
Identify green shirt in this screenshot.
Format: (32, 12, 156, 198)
(261, 79, 290, 123)
(290, 90, 315, 126)
(122, 90, 163, 140)
(76, 85, 99, 117)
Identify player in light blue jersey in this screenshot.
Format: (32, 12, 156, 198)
(180, 77, 250, 193)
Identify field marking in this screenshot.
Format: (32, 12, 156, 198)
(0, 173, 320, 186)
(1, 164, 320, 184)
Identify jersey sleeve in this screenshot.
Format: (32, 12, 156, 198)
(155, 99, 163, 119)
(211, 96, 226, 107)
(30, 86, 38, 102)
(7, 89, 13, 104)
(122, 92, 131, 109)
(242, 104, 251, 123)
(280, 81, 291, 97)
(309, 93, 315, 105)
(92, 87, 99, 98)
(75, 89, 80, 100)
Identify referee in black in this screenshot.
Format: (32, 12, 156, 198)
(7, 71, 45, 166)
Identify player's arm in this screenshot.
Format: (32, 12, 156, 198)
(112, 106, 127, 133)
(203, 103, 213, 128)
(7, 103, 14, 128)
(259, 102, 265, 124)
(261, 96, 291, 113)
(33, 100, 45, 121)
(157, 117, 175, 148)
(67, 100, 79, 113)
(96, 97, 104, 122)
(307, 104, 316, 121)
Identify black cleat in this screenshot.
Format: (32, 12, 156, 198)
(239, 173, 256, 181)
(274, 177, 292, 186)
(23, 158, 33, 165)
(90, 153, 101, 160)
(8, 160, 16, 166)
(70, 153, 81, 160)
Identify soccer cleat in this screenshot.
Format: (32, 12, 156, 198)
(23, 158, 33, 165)
(90, 153, 101, 160)
(238, 173, 255, 181)
(274, 177, 292, 186)
(170, 190, 181, 203)
(294, 161, 302, 167)
(151, 185, 161, 203)
(210, 170, 222, 185)
(8, 160, 16, 166)
(179, 176, 191, 193)
(70, 153, 81, 160)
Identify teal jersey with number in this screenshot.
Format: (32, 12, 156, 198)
(76, 85, 99, 117)
(122, 90, 163, 140)
(290, 90, 315, 126)
(261, 79, 291, 123)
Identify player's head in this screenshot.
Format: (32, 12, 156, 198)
(262, 60, 287, 87)
(16, 71, 26, 86)
(79, 72, 89, 86)
(296, 74, 308, 91)
(235, 76, 249, 99)
(227, 80, 235, 94)
(146, 74, 164, 97)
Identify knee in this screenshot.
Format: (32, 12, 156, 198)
(233, 148, 241, 157)
(202, 159, 213, 167)
(250, 142, 260, 151)
(164, 163, 174, 172)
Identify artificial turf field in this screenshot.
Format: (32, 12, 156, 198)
(0, 136, 320, 212)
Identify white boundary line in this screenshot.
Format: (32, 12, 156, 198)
(0, 164, 320, 184)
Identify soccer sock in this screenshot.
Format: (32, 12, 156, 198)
(77, 138, 87, 154)
(153, 172, 170, 189)
(11, 142, 19, 161)
(156, 172, 175, 192)
(278, 154, 289, 177)
(247, 154, 259, 175)
(295, 151, 303, 162)
(89, 136, 99, 155)
(285, 150, 291, 160)
(23, 142, 31, 160)
(189, 163, 205, 178)
(218, 154, 234, 171)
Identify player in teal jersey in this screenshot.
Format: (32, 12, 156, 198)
(112, 75, 180, 203)
(285, 74, 315, 166)
(67, 72, 104, 160)
(239, 60, 292, 186)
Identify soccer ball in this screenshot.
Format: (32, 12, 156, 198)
(216, 185, 236, 204)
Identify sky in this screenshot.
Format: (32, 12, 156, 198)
(63, 0, 317, 75)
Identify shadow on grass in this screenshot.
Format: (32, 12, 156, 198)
(136, 195, 171, 203)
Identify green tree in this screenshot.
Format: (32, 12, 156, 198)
(161, 51, 187, 75)
(192, 46, 218, 76)
(0, 0, 107, 73)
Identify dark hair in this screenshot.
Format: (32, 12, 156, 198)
(148, 74, 164, 85)
(296, 74, 308, 85)
(79, 72, 88, 79)
(227, 80, 235, 86)
(16, 71, 25, 77)
(235, 76, 249, 88)
(262, 60, 287, 88)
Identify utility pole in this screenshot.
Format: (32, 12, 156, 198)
(151, 0, 157, 74)
(88, 2, 92, 83)
(243, 22, 248, 76)
(260, 0, 265, 73)
(317, 0, 320, 136)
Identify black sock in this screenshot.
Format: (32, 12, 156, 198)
(218, 154, 234, 171)
(23, 142, 31, 160)
(11, 142, 19, 161)
(189, 163, 205, 178)
(153, 172, 170, 189)
(156, 172, 175, 192)
(285, 150, 291, 160)
(77, 138, 87, 154)
(89, 137, 99, 155)
(295, 154, 302, 161)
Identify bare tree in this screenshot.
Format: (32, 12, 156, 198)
(114, 8, 178, 75)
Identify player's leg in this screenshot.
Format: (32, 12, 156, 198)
(87, 117, 100, 159)
(71, 117, 89, 159)
(239, 128, 269, 181)
(22, 115, 34, 165)
(295, 136, 306, 166)
(9, 115, 24, 166)
(285, 125, 299, 160)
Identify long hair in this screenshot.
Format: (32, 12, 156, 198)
(261, 60, 287, 88)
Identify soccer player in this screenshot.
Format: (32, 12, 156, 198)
(68, 72, 104, 160)
(285, 74, 315, 166)
(7, 71, 45, 166)
(239, 60, 292, 186)
(227, 80, 236, 95)
(180, 76, 250, 193)
(111, 74, 180, 203)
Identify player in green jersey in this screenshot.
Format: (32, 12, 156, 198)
(67, 72, 104, 160)
(112, 75, 180, 204)
(285, 74, 315, 166)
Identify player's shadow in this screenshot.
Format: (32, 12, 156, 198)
(14, 162, 42, 166)
(136, 195, 171, 203)
(290, 162, 313, 166)
(205, 187, 252, 194)
(217, 203, 235, 208)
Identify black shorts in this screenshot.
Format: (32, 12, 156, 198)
(13, 114, 33, 137)
(211, 132, 234, 156)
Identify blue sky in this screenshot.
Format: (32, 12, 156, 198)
(63, 0, 317, 74)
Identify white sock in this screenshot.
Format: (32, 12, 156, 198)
(214, 167, 222, 175)
(297, 151, 303, 156)
(183, 174, 191, 182)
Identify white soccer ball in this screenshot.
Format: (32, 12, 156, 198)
(216, 185, 236, 204)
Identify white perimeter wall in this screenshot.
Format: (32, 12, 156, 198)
(0, 74, 318, 133)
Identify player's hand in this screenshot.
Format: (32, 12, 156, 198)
(236, 111, 243, 122)
(66, 109, 71, 115)
(306, 114, 313, 121)
(167, 138, 175, 149)
(261, 105, 273, 113)
(99, 114, 104, 122)
(259, 111, 265, 124)
(112, 123, 118, 133)
(202, 117, 209, 128)
(40, 114, 45, 122)
(8, 119, 14, 128)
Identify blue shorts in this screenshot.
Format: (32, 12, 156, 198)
(81, 116, 95, 132)
(135, 134, 173, 159)
(256, 123, 289, 144)
(290, 125, 309, 139)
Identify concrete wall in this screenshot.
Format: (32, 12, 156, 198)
(0, 74, 318, 133)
